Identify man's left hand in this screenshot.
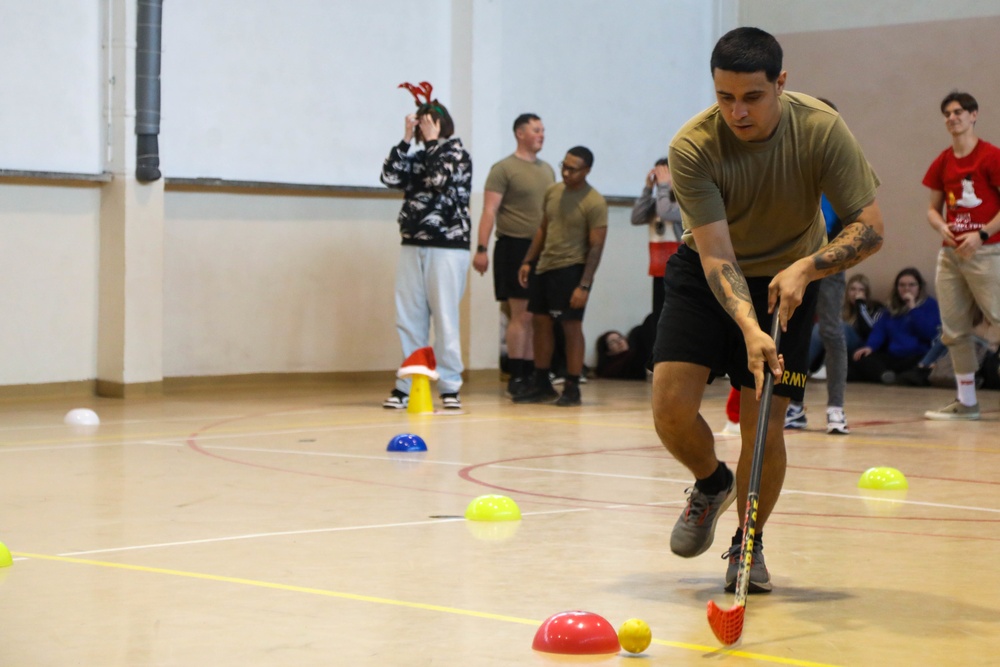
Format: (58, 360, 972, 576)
(767, 262, 810, 330)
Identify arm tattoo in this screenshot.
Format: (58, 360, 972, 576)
(813, 217, 883, 275)
(708, 262, 755, 320)
(579, 240, 605, 286)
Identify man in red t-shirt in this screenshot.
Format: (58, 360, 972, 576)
(922, 91, 1000, 420)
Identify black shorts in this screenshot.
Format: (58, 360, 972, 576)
(651, 244, 818, 401)
(527, 264, 586, 321)
(493, 236, 532, 301)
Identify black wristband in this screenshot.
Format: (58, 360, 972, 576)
(979, 229, 990, 242)
(476, 244, 488, 253)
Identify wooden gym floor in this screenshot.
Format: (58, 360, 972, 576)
(0, 377, 996, 666)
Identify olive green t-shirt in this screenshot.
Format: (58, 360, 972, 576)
(536, 182, 608, 274)
(483, 154, 557, 239)
(668, 91, 880, 277)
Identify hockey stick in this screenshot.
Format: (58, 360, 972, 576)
(706, 312, 782, 646)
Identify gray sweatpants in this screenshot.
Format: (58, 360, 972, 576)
(815, 272, 847, 408)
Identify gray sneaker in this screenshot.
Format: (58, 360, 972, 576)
(669, 470, 736, 558)
(723, 536, 772, 593)
(924, 400, 980, 421)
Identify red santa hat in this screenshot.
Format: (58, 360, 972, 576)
(397, 346, 440, 380)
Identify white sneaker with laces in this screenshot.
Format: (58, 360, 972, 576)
(826, 406, 849, 434)
(441, 393, 462, 410)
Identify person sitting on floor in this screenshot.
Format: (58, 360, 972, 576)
(851, 267, 941, 384)
(595, 313, 656, 380)
(842, 272, 886, 357)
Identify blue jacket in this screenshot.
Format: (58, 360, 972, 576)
(864, 298, 940, 358)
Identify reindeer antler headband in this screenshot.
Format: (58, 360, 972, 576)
(398, 81, 444, 115)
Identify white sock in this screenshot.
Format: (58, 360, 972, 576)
(955, 373, 977, 406)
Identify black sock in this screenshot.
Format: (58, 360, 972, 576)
(564, 374, 580, 387)
(534, 368, 551, 386)
(694, 461, 732, 495)
(508, 359, 524, 379)
(522, 360, 535, 379)
(731, 528, 762, 546)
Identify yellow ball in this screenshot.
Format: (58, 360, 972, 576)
(618, 618, 651, 654)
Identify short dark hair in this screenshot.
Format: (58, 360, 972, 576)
(567, 145, 594, 168)
(940, 91, 978, 115)
(710, 27, 783, 82)
(416, 102, 455, 140)
(654, 156, 669, 167)
(513, 113, 541, 133)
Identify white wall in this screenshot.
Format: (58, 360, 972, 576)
(0, 1, 104, 173)
(161, 0, 453, 187)
(0, 186, 100, 384)
(163, 192, 403, 376)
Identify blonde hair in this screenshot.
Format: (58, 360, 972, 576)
(843, 273, 872, 324)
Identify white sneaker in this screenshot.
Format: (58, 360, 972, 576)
(811, 365, 827, 380)
(826, 407, 849, 434)
(721, 420, 741, 436)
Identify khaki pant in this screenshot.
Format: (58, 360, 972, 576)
(936, 244, 1000, 375)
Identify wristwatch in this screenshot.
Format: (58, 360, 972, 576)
(979, 229, 990, 242)
(476, 244, 488, 253)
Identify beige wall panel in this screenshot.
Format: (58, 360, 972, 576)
(778, 16, 1000, 297)
(0, 185, 100, 384)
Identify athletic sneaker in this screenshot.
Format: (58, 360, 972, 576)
(723, 534, 772, 594)
(784, 403, 807, 429)
(441, 393, 462, 410)
(555, 383, 581, 407)
(924, 400, 980, 421)
(513, 382, 559, 404)
(721, 420, 741, 436)
(506, 376, 529, 398)
(549, 372, 565, 386)
(669, 468, 736, 558)
(826, 407, 850, 435)
(382, 389, 408, 409)
(811, 364, 827, 380)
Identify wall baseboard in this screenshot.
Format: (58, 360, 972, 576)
(0, 368, 503, 401)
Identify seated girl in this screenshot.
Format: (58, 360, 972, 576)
(851, 268, 940, 384)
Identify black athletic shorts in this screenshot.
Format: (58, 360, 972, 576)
(493, 236, 533, 301)
(651, 244, 818, 401)
(527, 264, 586, 321)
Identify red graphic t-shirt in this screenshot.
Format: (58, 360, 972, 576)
(922, 139, 1000, 246)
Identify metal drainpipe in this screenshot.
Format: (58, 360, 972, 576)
(135, 0, 163, 182)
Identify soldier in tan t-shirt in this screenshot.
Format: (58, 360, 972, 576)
(651, 27, 885, 596)
(513, 146, 608, 408)
(473, 114, 556, 396)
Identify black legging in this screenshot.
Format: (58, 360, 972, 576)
(849, 350, 923, 384)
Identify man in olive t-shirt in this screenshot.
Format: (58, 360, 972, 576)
(474, 114, 556, 396)
(652, 27, 884, 594)
(514, 146, 607, 407)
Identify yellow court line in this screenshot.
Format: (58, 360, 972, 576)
(14, 551, 841, 667)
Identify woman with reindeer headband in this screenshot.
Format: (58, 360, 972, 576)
(380, 81, 473, 411)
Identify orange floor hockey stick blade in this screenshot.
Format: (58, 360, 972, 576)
(707, 592, 746, 645)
